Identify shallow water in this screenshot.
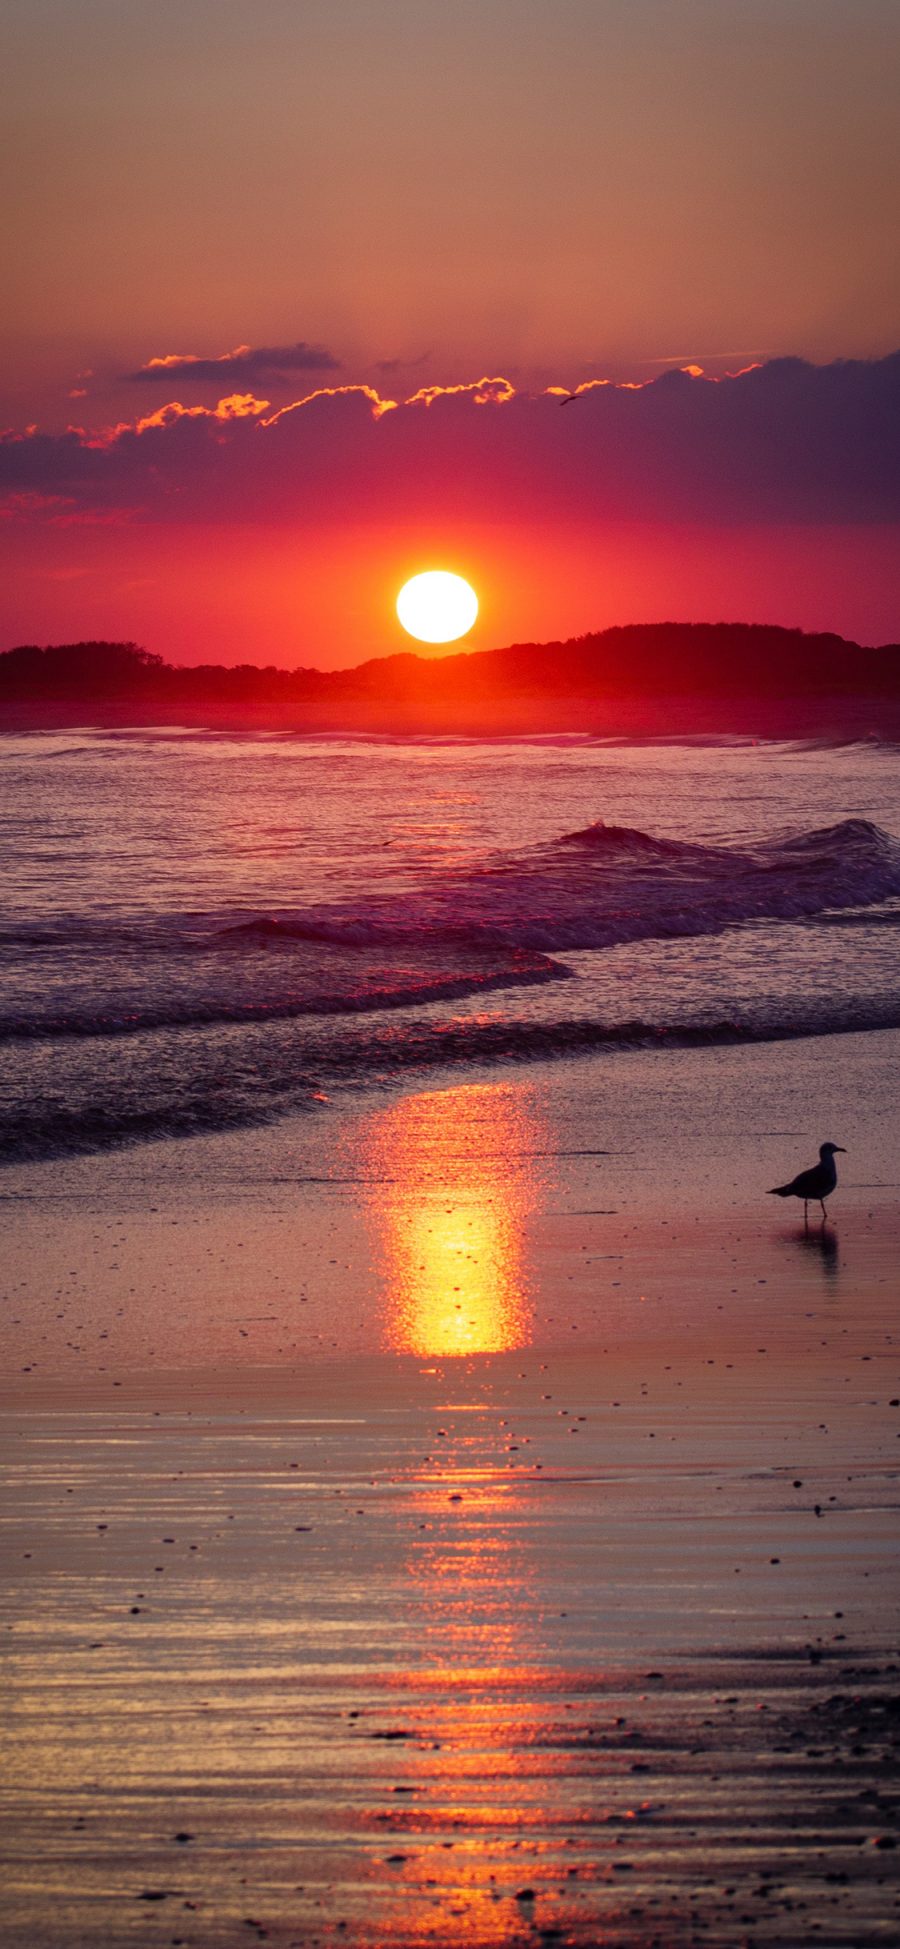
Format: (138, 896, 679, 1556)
(2, 732, 899, 1163)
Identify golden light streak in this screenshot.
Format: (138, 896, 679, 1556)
(134, 392, 271, 432)
(360, 1083, 541, 1358)
(404, 376, 516, 407)
(89, 393, 273, 445)
(544, 378, 611, 398)
(139, 345, 255, 373)
(262, 383, 399, 424)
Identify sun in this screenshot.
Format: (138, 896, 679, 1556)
(396, 570, 478, 644)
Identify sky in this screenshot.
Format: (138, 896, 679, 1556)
(2, 0, 899, 665)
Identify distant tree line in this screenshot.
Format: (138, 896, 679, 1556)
(1, 625, 898, 734)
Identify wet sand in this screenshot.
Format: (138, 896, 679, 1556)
(2, 1032, 899, 1945)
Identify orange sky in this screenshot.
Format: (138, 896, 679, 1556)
(5, 499, 899, 667)
(2, 0, 899, 663)
(5, 0, 899, 428)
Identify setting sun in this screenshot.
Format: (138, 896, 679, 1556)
(396, 569, 478, 644)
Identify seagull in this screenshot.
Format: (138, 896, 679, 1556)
(768, 1142, 846, 1223)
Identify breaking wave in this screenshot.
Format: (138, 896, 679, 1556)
(3, 811, 900, 1162)
(2, 817, 899, 1046)
(4, 991, 900, 1165)
(217, 816, 900, 954)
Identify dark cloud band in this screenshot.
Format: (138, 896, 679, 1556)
(124, 341, 341, 383)
(4, 354, 899, 530)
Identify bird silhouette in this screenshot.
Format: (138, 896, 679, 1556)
(768, 1142, 845, 1224)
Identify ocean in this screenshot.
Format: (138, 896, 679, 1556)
(2, 729, 899, 1165)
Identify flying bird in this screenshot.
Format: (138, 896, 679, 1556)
(768, 1142, 846, 1223)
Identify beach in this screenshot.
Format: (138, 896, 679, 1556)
(6, 0, 900, 1936)
(3, 1031, 899, 1946)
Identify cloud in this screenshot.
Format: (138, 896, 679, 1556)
(124, 340, 340, 384)
(375, 351, 431, 373)
(402, 376, 515, 408)
(0, 490, 74, 520)
(132, 393, 272, 433)
(3, 353, 899, 532)
(262, 382, 398, 424)
(0, 488, 138, 527)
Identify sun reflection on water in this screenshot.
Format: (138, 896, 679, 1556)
(362, 1082, 542, 1357)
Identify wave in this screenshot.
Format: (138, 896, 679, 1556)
(809, 906, 900, 929)
(0, 947, 564, 1042)
(2, 817, 899, 1050)
(216, 816, 900, 954)
(4, 992, 900, 1165)
(555, 819, 713, 858)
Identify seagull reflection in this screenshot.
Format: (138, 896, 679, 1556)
(361, 1082, 542, 1356)
(794, 1222, 840, 1278)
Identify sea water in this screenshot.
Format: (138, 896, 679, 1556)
(1, 730, 899, 1163)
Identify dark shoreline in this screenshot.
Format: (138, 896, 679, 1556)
(3, 622, 899, 737)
